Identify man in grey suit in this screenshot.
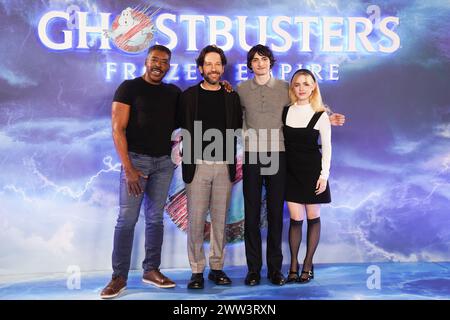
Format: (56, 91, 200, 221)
(178, 45, 242, 289)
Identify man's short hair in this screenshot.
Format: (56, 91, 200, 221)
(196, 45, 227, 68)
(147, 45, 172, 60)
(246, 44, 276, 71)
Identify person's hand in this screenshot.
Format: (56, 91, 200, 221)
(315, 178, 327, 195)
(124, 166, 148, 197)
(221, 80, 234, 93)
(330, 113, 345, 126)
(171, 142, 182, 166)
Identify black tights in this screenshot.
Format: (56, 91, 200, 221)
(288, 217, 321, 273)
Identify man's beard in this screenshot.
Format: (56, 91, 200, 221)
(203, 72, 221, 85)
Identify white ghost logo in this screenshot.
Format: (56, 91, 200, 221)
(104, 7, 155, 48)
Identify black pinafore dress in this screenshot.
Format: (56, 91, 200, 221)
(282, 106, 331, 204)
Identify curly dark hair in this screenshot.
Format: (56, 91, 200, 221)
(196, 45, 227, 68)
(246, 44, 276, 72)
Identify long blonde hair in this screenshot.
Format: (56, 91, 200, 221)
(289, 70, 325, 112)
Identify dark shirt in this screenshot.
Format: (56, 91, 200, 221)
(196, 86, 227, 161)
(179, 82, 243, 183)
(113, 77, 181, 156)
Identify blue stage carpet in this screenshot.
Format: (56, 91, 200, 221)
(1, 262, 449, 300)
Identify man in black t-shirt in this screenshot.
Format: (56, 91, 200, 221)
(101, 45, 180, 299)
(179, 45, 242, 289)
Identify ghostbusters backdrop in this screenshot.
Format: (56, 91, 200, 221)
(0, 0, 449, 275)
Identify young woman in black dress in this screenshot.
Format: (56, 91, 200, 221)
(282, 69, 332, 283)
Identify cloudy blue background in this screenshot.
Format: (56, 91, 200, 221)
(0, 0, 449, 276)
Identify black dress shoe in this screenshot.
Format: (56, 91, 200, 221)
(244, 272, 261, 286)
(187, 273, 204, 289)
(208, 270, 232, 285)
(267, 270, 286, 286)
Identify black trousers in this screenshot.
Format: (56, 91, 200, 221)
(243, 152, 286, 274)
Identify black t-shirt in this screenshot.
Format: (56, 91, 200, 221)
(113, 77, 181, 156)
(196, 86, 227, 161)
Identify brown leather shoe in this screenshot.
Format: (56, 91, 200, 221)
(100, 276, 126, 299)
(142, 269, 176, 288)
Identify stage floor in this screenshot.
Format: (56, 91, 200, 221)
(1, 262, 449, 300)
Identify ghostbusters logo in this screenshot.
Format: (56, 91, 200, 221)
(104, 7, 157, 53)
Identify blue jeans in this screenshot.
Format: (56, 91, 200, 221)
(112, 152, 174, 279)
